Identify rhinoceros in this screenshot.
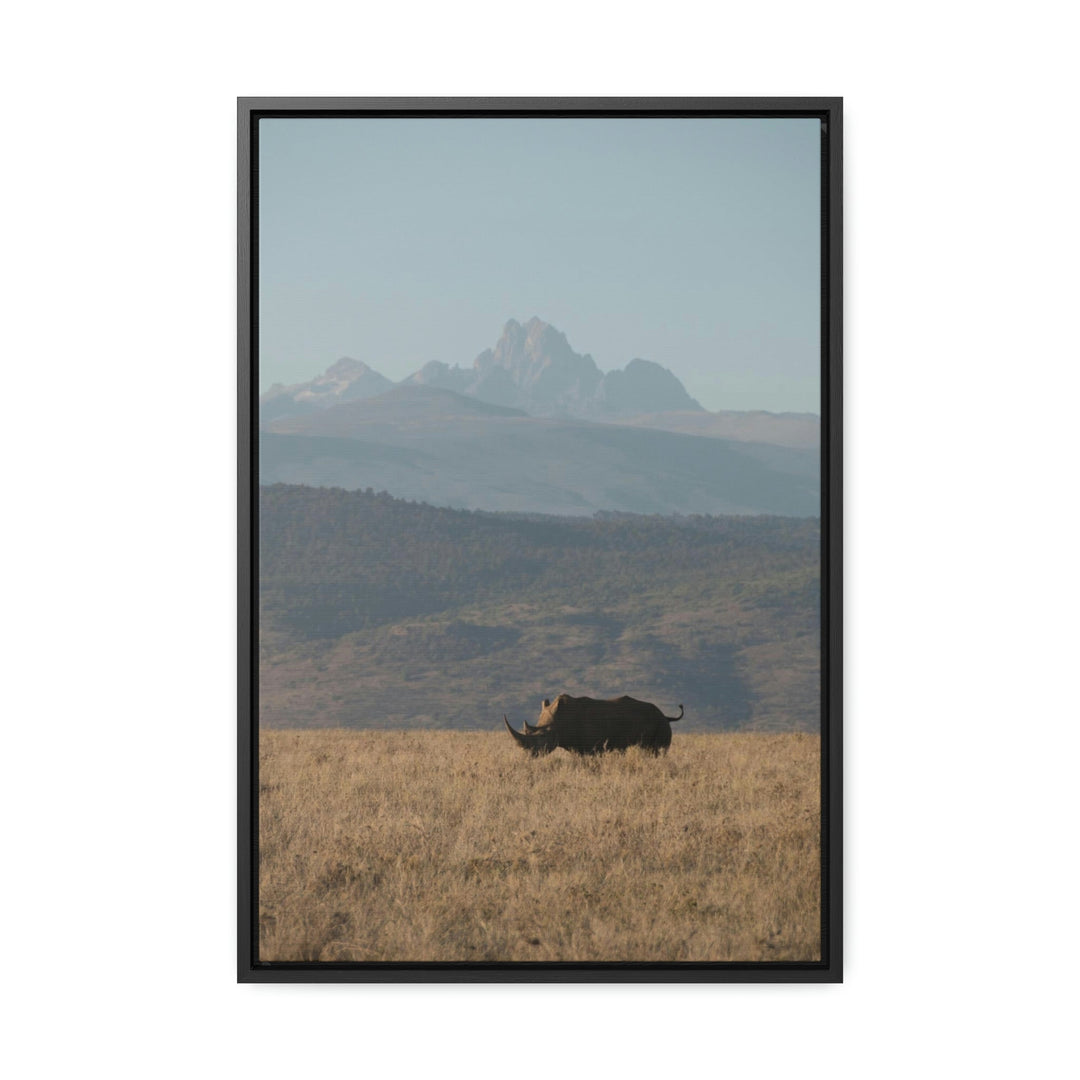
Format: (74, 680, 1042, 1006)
(504, 693, 683, 755)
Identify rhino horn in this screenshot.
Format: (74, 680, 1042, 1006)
(505, 716, 553, 753)
(505, 716, 530, 745)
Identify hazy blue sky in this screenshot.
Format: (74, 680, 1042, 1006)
(259, 117, 820, 413)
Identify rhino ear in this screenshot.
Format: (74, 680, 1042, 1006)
(542, 698, 550, 708)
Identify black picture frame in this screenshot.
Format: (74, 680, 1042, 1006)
(238, 97, 842, 983)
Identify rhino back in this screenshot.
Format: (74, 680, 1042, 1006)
(545, 694, 671, 752)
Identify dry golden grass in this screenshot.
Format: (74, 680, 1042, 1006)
(259, 730, 820, 963)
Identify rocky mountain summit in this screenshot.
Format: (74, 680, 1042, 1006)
(262, 318, 703, 422)
(260, 357, 394, 422)
(408, 317, 603, 416)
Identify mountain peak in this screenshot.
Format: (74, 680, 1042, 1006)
(262, 319, 705, 427)
(326, 356, 374, 377)
(402, 318, 703, 420)
(598, 357, 703, 414)
(471, 317, 601, 412)
(258, 355, 394, 423)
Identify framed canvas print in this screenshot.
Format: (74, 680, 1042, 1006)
(238, 97, 842, 982)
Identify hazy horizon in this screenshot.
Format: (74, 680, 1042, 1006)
(259, 117, 821, 414)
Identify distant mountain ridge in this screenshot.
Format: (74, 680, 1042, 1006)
(619, 409, 820, 450)
(261, 317, 705, 423)
(263, 386, 818, 517)
(270, 385, 529, 438)
(258, 318, 820, 516)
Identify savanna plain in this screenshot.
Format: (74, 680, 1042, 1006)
(259, 730, 821, 962)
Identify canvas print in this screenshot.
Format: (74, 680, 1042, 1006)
(250, 109, 832, 970)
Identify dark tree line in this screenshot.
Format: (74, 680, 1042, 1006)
(260, 484, 820, 642)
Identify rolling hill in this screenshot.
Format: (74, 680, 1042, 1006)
(259, 485, 821, 732)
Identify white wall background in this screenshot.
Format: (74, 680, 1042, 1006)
(3, 2, 1077, 1076)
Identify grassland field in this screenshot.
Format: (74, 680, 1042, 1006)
(259, 729, 821, 963)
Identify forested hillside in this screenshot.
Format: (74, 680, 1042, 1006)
(259, 485, 821, 731)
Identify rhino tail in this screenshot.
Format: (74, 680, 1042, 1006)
(665, 704, 684, 722)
